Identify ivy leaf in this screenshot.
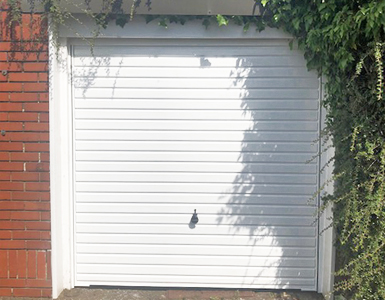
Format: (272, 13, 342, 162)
(292, 18, 300, 31)
(216, 14, 229, 27)
(169, 16, 178, 23)
(94, 13, 109, 29)
(202, 19, 210, 29)
(304, 15, 313, 31)
(179, 17, 186, 25)
(145, 15, 158, 24)
(339, 58, 348, 70)
(261, 0, 269, 7)
(43, 0, 53, 12)
(115, 15, 128, 28)
(232, 15, 243, 26)
(243, 22, 250, 33)
(255, 18, 265, 32)
(158, 18, 168, 28)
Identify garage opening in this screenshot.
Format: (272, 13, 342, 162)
(70, 39, 321, 291)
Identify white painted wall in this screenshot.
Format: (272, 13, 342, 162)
(49, 37, 74, 299)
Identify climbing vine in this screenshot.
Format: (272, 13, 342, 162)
(258, 2, 385, 299)
(2, 0, 385, 299)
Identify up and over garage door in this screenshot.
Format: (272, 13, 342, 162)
(71, 39, 321, 291)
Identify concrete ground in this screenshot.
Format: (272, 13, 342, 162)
(0, 288, 325, 300)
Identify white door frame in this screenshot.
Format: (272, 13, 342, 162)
(49, 17, 335, 299)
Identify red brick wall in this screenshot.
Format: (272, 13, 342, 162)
(0, 3, 51, 298)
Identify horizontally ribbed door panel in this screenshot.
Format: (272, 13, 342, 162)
(72, 39, 320, 291)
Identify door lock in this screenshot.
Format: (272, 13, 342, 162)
(190, 209, 199, 225)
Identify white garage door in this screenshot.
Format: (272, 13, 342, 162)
(72, 39, 321, 291)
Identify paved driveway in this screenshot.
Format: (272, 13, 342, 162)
(0, 288, 326, 300)
(56, 288, 325, 300)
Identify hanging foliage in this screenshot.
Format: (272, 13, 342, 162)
(2, 0, 385, 299)
(258, 1, 385, 299)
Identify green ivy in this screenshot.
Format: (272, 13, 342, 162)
(2, 0, 385, 298)
(260, 1, 385, 299)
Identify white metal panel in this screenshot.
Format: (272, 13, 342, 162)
(75, 130, 318, 142)
(77, 264, 316, 278)
(74, 100, 320, 110)
(76, 234, 316, 247)
(74, 78, 319, 89)
(76, 224, 316, 237)
(76, 203, 317, 215)
(72, 39, 320, 291)
(72, 280, 316, 291)
(73, 44, 299, 56)
(75, 151, 317, 163)
(73, 56, 308, 68)
(76, 172, 317, 184)
(76, 162, 317, 173)
(76, 141, 318, 152)
(77, 253, 316, 267)
(75, 182, 316, 195)
(76, 215, 316, 227)
(75, 89, 319, 100)
(74, 275, 316, 290)
(76, 193, 316, 205)
(73, 66, 316, 78)
(77, 244, 316, 257)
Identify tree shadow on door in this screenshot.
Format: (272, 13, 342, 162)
(213, 47, 321, 290)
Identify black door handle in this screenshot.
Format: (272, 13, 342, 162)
(190, 209, 199, 224)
